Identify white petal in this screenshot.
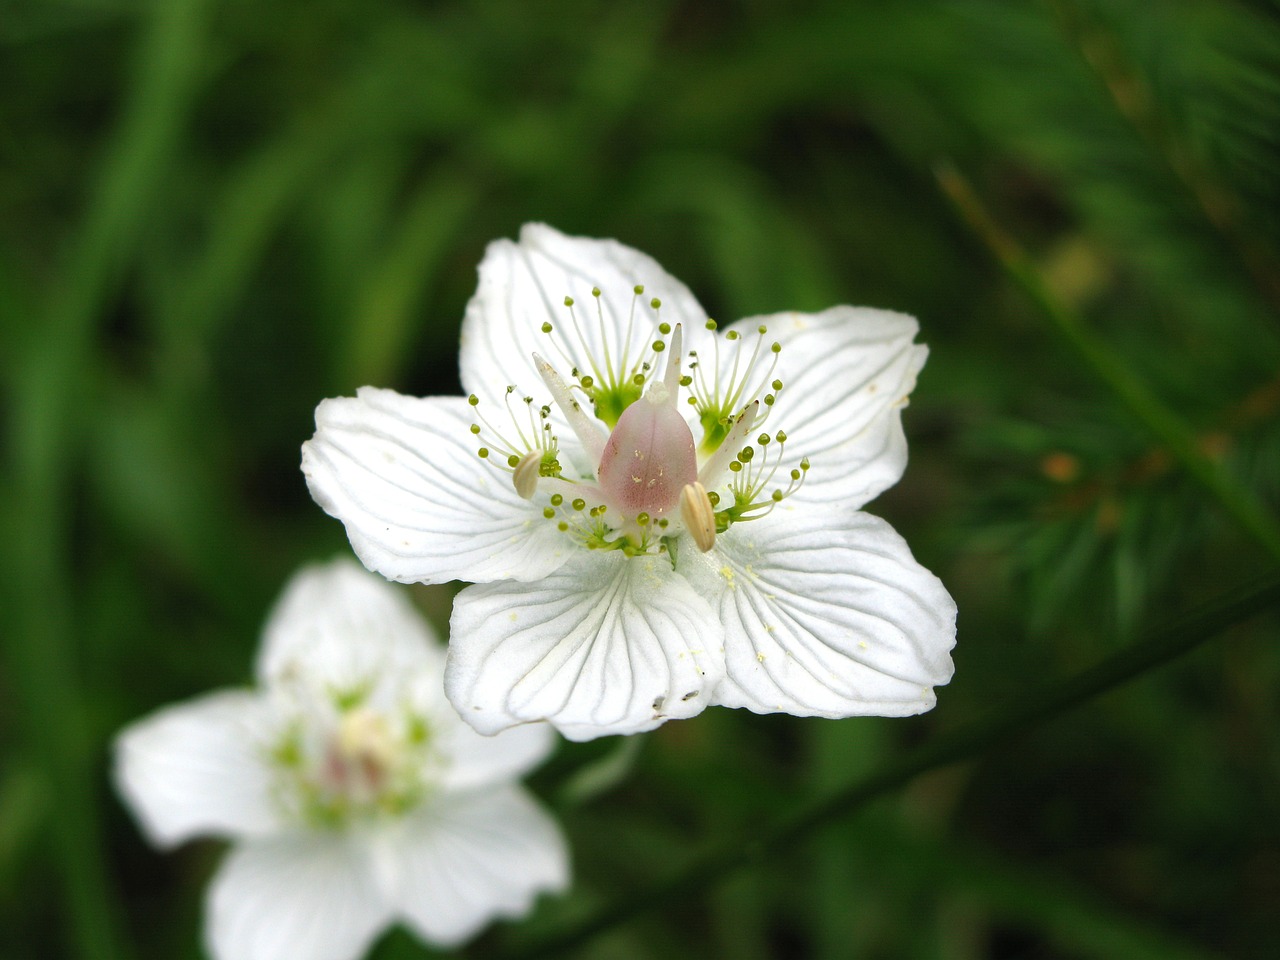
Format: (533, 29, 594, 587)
(113, 690, 279, 848)
(436, 720, 558, 793)
(302, 388, 571, 584)
(724, 306, 928, 509)
(257, 557, 442, 691)
(445, 550, 725, 741)
(459, 224, 709, 411)
(688, 506, 956, 718)
(376, 786, 568, 948)
(206, 833, 392, 960)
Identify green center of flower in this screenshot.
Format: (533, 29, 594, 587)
(269, 691, 435, 829)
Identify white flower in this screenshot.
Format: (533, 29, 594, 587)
(303, 224, 957, 742)
(114, 559, 568, 960)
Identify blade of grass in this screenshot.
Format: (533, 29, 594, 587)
(0, 763, 49, 890)
(496, 570, 1280, 959)
(936, 163, 1280, 564)
(338, 168, 480, 389)
(1, 2, 207, 958)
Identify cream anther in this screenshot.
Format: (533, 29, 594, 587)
(680, 481, 716, 553)
(662, 324, 684, 396)
(511, 452, 541, 500)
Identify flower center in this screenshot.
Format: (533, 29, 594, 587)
(596, 381, 697, 519)
(269, 696, 435, 829)
(468, 284, 808, 558)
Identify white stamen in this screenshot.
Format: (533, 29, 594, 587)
(533, 352, 608, 465)
(662, 324, 683, 397)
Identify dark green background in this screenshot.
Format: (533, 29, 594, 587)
(2, 1, 1279, 957)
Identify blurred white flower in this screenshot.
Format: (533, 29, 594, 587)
(114, 559, 567, 960)
(303, 224, 956, 742)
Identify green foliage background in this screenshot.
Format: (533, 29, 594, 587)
(2, 0, 1279, 957)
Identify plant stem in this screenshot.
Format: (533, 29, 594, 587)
(936, 163, 1280, 564)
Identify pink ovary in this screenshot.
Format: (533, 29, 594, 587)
(596, 393, 697, 518)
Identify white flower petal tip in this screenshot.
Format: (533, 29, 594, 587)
(723, 306, 929, 510)
(112, 690, 279, 848)
(301, 389, 570, 585)
(256, 556, 443, 689)
(695, 509, 957, 719)
(114, 559, 568, 957)
(459, 223, 710, 410)
(206, 836, 391, 960)
(305, 224, 953, 738)
(386, 787, 570, 948)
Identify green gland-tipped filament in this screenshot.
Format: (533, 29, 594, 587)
(539, 285, 672, 428)
(687, 323, 784, 456)
(468, 391, 562, 498)
(718, 439, 808, 526)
